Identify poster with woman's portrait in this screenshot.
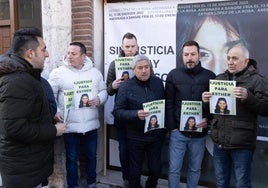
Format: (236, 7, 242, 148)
(209, 80, 236, 115)
(143, 99, 165, 133)
(180, 101, 202, 132)
(73, 80, 93, 109)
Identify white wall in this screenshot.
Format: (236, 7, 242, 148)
(41, 0, 72, 79)
(93, 0, 105, 174)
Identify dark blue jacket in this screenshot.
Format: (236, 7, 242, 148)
(41, 77, 57, 117)
(113, 75, 166, 141)
(165, 62, 216, 137)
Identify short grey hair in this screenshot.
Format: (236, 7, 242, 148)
(226, 40, 250, 58)
(131, 54, 152, 69)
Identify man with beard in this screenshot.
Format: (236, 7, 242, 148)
(165, 41, 216, 188)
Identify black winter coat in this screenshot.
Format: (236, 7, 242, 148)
(210, 61, 268, 149)
(113, 76, 166, 141)
(0, 54, 57, 188)
(165, 63, 216, 138)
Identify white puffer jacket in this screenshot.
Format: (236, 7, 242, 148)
(48, 56, 107, 133)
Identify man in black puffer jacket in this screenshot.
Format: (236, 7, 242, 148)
(165, 41, 216, 188)
(0, 28, 66, 188)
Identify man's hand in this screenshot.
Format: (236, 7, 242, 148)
(54, 112, 64, 123)
(112, 78, 124, 89)
(137, 110, 150, 120)
(88, 96, 100, 108)
(202, 91, 212, 103)
(55, 122, 66, 136)
(196, 118, 208, 128)
(234, 87, 248, 100)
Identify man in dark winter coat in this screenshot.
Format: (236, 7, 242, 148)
(165, 41, 216, 188)
(106, 32, 139, 187)
(0, 28, 66, 188)
(113, 55, 166, 188)
(202, 42, 268, 188)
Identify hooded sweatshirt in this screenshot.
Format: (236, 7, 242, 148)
(48, 56, 107, 133)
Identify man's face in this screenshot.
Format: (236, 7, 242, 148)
(67, 45, 86, 69)
(133, 60, 151, 81)
(227, 46, 249, 74)
(121, 38, 138, 57)
(182, 45, 200, 69)
(31, 37, 49, 69)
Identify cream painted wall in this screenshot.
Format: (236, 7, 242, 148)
(93, 0, 105, 174)
(41, 0, 72, 79)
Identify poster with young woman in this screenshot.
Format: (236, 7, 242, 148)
(105, 0, 268, 140)
(105, 1, 268, 187)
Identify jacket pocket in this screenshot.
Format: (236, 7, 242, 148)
(229, 120, 256, 146)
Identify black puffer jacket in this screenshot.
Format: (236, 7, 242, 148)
(0, 54, 57, 188)
(165, 62, 216, 138)
(113, 76, 166, 141)
(210, 60, 268, 149)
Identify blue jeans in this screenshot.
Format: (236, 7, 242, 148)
(213, 144, 254, 188)
(168, 130, 206, 188)
(64, 130, 97, 188)
(117, 127, 129, 181)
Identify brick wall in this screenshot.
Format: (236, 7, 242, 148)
(71, 0, 94, 57)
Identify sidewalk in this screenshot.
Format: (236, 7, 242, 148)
(0, 169, 208, 188)
(90, 169, 208, 188)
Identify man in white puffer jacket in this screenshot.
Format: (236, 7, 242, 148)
(48, 42, 107, 188)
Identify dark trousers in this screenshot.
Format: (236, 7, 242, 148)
(117, 127, 129, 181)
(127, 136, 164, 188)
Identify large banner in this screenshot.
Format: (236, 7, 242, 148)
(105, 0, 268, 140)
(104, 1, 268, 186)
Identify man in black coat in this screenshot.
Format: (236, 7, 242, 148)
(165, 41, 216, 188)
(113, 54, 166, 188)
(0, 28, 66, 188)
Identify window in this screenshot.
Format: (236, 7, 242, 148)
(18, 0, 42, 30)
(0, 0, 10, 20)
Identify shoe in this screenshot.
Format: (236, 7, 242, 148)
(88, 182, 97, 188)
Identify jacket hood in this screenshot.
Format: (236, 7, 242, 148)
(226, 58, 259, 79)
(63, 55, 94, 71)
(248, 58, 257, 69)
(0, 54, 33, 76)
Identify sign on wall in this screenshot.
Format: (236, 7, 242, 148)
(104, 1, 268, 186)
(105, 0, 268, 140)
